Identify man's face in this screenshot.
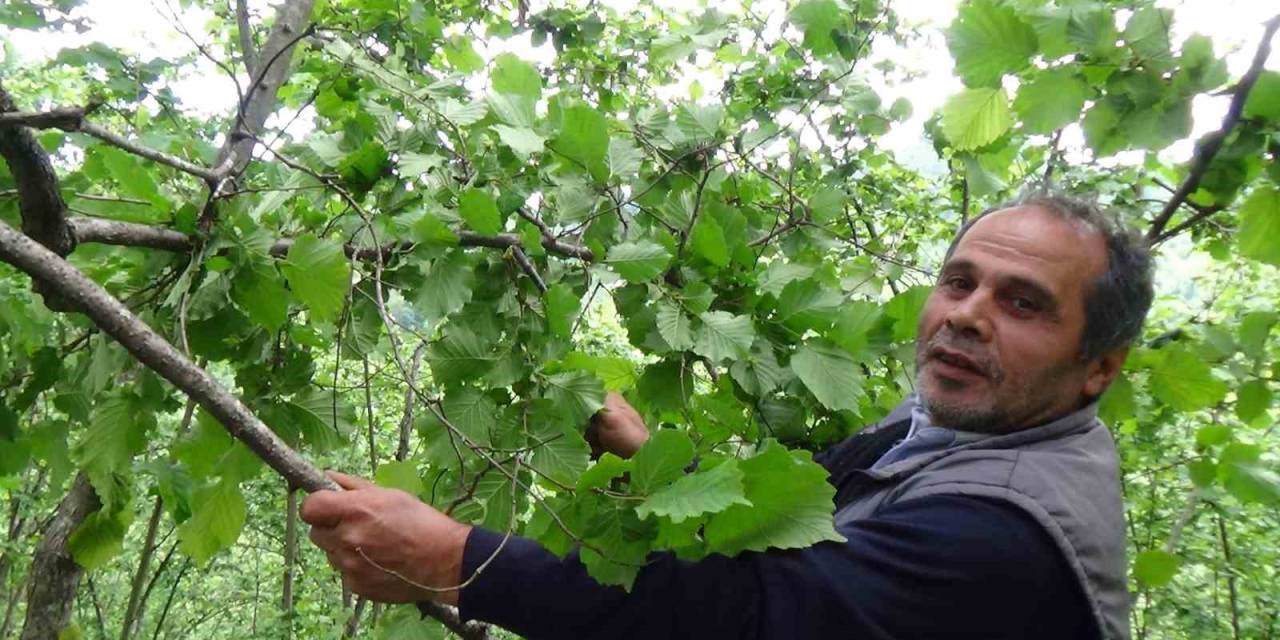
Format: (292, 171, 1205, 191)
(914, 206, 1114, 433)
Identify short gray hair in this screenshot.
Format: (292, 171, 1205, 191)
(943, 192, 1154, 361)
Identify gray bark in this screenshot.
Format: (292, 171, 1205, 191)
(19, 475, 98, 640)
(0, 219, 335, 493)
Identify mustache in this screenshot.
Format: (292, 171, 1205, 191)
(918, 330, 1002, 381)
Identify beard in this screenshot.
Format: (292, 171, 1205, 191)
(914, 328, 1074, 434)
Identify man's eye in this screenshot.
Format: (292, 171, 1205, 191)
(942, 276, 970, 290)
(1010, 297, 1038, 312)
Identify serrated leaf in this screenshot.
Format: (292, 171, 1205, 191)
(1238, 186, 1280, 266)
(69, 503, 133, 570)
(689, 216, 730, 267)
(414, 251, 476, 322)
(775, 280, 843, 334)
(398, 152, 445, 177)
(554, 105, 610, 181)
(693, 311, 755, 362)
(1244, 71, 1280, 120)
(608, 137, 643, 180)
(637, 458, 751, 522)
(493, 125, 545, 157)
(543, 372, 606, 428)
(281, 234, 350, 323)
(577, 453, 632, 491)
(705, 444, 844, 555)
(729, 341, 788, 397)
(439, 98, 488, 126)
(442, 388, 497, 446)
(1134, 549, 1180, 588)
(1221, 462, 1280, 506)
(427, 326, 498, 388)
(1014, 69, 1089, 135)
(791, 341, 862, 412)
(530, 425, 590, 486)
(177, 480, 247, 565)
(459, 188, 503, 235)
(375, 460, 425, 496)
(946, 0, 1038, 87)
(655, 300, 694, 350)
(490, 53, 541, 99)
(942, 87, 1013, 151)
(1235, 380, 1271, 424)
(230, 260, 289, 331)
(73, 396, 153, 506)
(544, 284, 579, 338)
(630, 429, 695, 494)
(1150, 345, 1227, 412)
(788, 0, 844, 56)
(605, 240, 671, 282)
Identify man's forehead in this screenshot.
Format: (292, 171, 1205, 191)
(950, 206, 1107, 280)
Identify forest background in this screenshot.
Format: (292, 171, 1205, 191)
(0, 0, 1278, 638)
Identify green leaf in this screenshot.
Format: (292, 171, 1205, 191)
(69, 504, 133, 570)
(439, 98, 489, 126)
(1221, 462, 1280, 506)
(946, 0, 1038, 87)
(490, 53, 542, 99)
(281, 234, 350, 323)
(693, 311, 755, 362)
(1013, 69, 1089, 135)
(705, 444, 844, 555)
(414, 251, 476, 322)
(493, 125, 546, 157)
(655, 300, 694, 350)
(1238, 311, 1277, 359)
(942, 87, 1013, 151)
(605, 240, 671, 282)
(1134, 549, 1180, 588)
(637, 458, 752, 522)
(561, 352, 638, 392)
(791, 340, 862, 413)
(1150, 345, 1227, 412)
(1098, 375, 1137, 425)
(427, 326, 498, 388)
(543, 372, 606, 428)
(807, 187, 844, 223)
(884, 285, 931, 342)
(788, 0, 844, 56)
(630, 429, 695, 494)
(729, 341, 788, 397)
(374, 604, 446, 640)
(444, 35, 483, 73)
(554, 105, 610, 181)
(375, 460, 425, 496)
(775, 280, 843, 334)
(73, 396, 153, 506)
(544, 284, 579, 338)
(608, 137, 644, 180)
(1123, 7, 1172, 61)
(459, 188, 503, 235)
(177, 480, 247, 565)
(689, 216, 730, 267)
(230, 260, 289, 331)
(1243, 71, 1280, 120)
(529, 424, 590, 486)
(1235, 380, 1271, 424)
(1238, 186, 1280, 266)
(441, 388, 497, 446)
(577, 453, 632, 491)
(1195, 424, 1231, 448)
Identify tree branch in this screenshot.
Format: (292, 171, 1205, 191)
(1146, 14, 1280, 243)
(235, 0, 258, 74)
(0, 218, 335, 492)
(0, 82, 75, 258)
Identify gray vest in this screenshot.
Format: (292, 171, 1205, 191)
(834, 398, 1130, 640)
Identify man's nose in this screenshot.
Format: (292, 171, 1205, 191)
(943, 288, 994, 341)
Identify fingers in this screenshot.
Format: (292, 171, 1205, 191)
(299, 490, 348, 528)
(327, 470, 376, 490)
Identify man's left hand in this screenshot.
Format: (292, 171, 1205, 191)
(300, 471, 472, 606)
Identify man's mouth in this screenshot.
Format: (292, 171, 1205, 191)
(928, 346, 988, 380)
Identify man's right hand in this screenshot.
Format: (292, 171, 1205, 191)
(586, 392, 649, 459)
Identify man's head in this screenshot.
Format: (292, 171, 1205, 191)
(914, 193, 1153, 433)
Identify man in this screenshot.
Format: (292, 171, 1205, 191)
(302, 194, 1152, 639)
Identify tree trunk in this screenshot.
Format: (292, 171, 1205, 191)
(19, 475, 99, 640)
(119, 497, 163, 640)
(281, 488, 298, 640)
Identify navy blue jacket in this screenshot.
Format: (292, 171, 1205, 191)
(451, 424, 1098, 639)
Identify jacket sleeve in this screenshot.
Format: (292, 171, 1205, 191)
(452, 495, 1095, 640)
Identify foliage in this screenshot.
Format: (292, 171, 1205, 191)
(0, 0, 1278, 638)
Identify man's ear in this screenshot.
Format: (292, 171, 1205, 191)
(1084, 346, 1129, 399)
